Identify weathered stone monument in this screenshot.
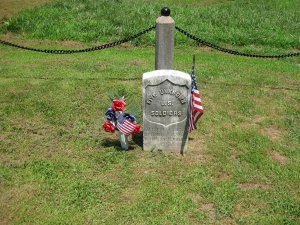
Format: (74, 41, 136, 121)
(143, 7, 191, 153)
(143, 70, 191, 153)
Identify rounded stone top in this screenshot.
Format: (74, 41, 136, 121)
(161, 7, 170, 16)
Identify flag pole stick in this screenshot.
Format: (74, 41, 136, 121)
(118, 132, 129, 150)
(116, 111, 129, 150)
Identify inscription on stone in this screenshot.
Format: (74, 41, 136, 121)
(143, 70, 191, 153)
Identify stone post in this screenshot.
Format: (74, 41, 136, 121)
(142, 7, 191, 154)
(155, 7, 174, 70)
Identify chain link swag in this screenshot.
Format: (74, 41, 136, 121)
(0, 26, 155, 54)
(175, 26, 300, 58)
(1, 25, 299, 58)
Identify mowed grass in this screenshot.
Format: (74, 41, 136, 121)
(1, 0, 300, 224)
(0, 0, 52, 24)
(1, 0, 299, 51)
(0, 44, 299, 224)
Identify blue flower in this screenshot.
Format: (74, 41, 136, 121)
(116, 112, 125, 123)
(123, 113, 136, 122)
(105, 108, 116, 121)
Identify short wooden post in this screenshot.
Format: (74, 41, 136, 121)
(155, 7, 174, 70)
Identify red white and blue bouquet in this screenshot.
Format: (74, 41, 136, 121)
(102, 98, 141, 136)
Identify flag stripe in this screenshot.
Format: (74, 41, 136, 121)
(193, 100, 202, 106)
(189, 58, 204, 132)
(194, 105, 204, 110)
(193, 96, 201, 103)
(117, 119, 136, 135)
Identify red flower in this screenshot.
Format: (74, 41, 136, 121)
(112, 99, 126, 111)
(102, 121, 115, 133)
(131, 124, 141, 135)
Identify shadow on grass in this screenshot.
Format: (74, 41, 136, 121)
(101, 132, 143, 151)
(132, 131, 143, 148)
(101, 138, 129, 151)
(101, 138, 120, 148)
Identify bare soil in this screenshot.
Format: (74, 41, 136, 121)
(270, 151, 288, 165)
(0, 0, 52, 24)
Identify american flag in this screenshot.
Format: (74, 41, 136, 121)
(117, 116, 136, 135)
(189, 55, 204, 132)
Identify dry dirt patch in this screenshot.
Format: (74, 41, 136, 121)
(261, 127, 283, 141)
(201, 203, 216, 221)
(129, 60, 146, 66)
(0, 33, 89, 49)
(0, 184, 38, 225)
(214, 168, 231, 181)
(0, 0, 52, 23)
(0, 133, 9, 142)
(239, 115, 265, 128)
(270, 151, 288, 165)
(239, 183, 271, 191)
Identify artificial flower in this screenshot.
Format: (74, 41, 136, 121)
(105, 108, 116, 121)
(131, 124, 141, 135)
(123, 113, 136, 122)
(112, 99, 126, 111)
(102, 121, 115, 133)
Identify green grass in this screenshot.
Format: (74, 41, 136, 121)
(1, 0, 300, 224)
(1, 0, 300, 52)
(0, 44, 299, 224)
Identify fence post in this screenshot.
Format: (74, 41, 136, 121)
(155, 7, 174, 70)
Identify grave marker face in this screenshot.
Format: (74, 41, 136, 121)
(143, 70, 191, 153)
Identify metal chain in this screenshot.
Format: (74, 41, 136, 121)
(176, 26, 300, 58)
(2, 24, 299, 58)
(0, 26, 155, 54)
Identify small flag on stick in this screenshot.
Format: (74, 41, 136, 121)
(116, 114, 136, 135)
(189, 55, 204, 132)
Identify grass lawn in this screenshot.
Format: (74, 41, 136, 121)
(0, 0, 52, 25)
(0, 0, 300, 224)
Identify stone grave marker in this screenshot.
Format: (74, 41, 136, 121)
(143, 70, 191, 153)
